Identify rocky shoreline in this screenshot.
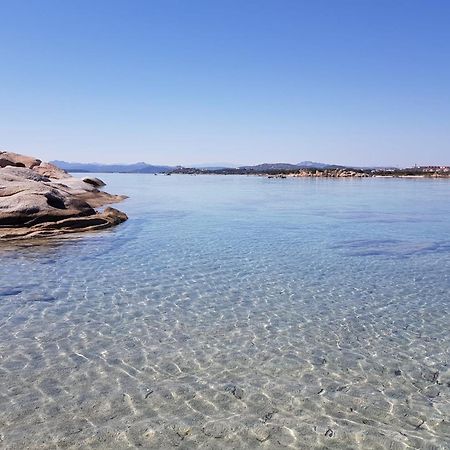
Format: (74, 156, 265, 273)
(0, 151, 128, 240)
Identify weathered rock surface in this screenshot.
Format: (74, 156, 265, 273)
(0, 151, 42, 169)
(0, 151, 128, 240)
(33, 161, 69, 179)
(83, 177, 106, 187)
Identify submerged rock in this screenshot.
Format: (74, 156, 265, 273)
(224, 384, 244, 399)
(0, 287, 22, 296)
(0, 150, 128, 240)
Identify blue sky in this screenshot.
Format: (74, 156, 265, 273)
(0, 0, 449, 166)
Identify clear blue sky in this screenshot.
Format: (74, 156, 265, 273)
(0, 0, 449, 166)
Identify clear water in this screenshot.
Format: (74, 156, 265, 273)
(0, 175, 449, 449)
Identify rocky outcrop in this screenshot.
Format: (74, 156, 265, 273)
(0, 151, 42, 169)
(83, 177, 106, 187)
(0, 151, 128, 240)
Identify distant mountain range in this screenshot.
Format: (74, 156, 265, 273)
(51, 160, 173, 173)
(51, 160, 346, 173)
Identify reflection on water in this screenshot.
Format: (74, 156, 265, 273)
(0, 175, 449, 449)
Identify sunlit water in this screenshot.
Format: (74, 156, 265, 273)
(0, 175, 449, 449)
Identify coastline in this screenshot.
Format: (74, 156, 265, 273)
(169, 167, 450, 178)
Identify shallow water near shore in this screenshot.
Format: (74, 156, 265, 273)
(0, 175, 449, 449)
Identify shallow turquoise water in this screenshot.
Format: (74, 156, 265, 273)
(0, 175, 449, 449)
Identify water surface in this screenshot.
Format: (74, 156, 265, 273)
(0, 175, 449, 449)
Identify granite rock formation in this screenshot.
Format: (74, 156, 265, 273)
(0, 151, 128, 240)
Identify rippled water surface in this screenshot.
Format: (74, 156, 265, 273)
(1, 175, 449, 449)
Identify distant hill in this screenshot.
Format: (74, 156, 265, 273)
(240, 163, 302, 171)
(239, 161, 342, 171)
(296, 161, 342, 169)
(51, 160, 173, 173)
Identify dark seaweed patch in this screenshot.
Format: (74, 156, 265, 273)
(0, 288, 22, 297)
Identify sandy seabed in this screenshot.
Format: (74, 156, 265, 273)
(1, 175, 449, 449)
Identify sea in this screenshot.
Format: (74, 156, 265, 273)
(0, 174, 449, 449)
